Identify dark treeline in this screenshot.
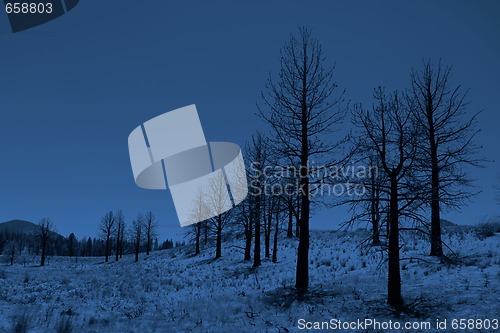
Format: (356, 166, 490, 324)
(0, 213, 184, 265)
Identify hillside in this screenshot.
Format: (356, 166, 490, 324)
(0, 219, 65, 239)
(0, 228, 498, 332)
(0, 220, 40, 235)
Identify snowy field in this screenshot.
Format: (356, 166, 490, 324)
(0, 228, 498, 333)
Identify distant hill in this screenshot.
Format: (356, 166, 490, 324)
(0, 220, 64, 238)
(0, 220, 40, 235)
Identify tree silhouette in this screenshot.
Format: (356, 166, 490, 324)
(115, 210, 125, 261)
(99, 211, 115, 263)
(354, 87, 420, 308)
(38, 218, 53, 267)
(132, 214, 144, 262)
(204, 172, 234, 259)
(259, 26, 345, 293)
(408, 60, 482, 256)
(144, 211, 158, 255)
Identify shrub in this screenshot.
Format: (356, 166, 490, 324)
(476, 222, 499, 240)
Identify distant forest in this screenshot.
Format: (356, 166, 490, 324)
(0, 219, 184, 263)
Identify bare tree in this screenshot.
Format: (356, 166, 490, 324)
(203, 221, 209, 246)
(262, 177, 276, 259)
(132, 214, 144, 262)
(186, 189, 207, 256)
(367, 155, 383, 245)
(346, 153, 385, 246)
(237, 195, 253, 261)
(246, 133, 267, 267)
(203, 172, 234, 259)
(354, 87, 420, 308)
(115, 210, 125, 261)
(263, 191, 286, 259)
(272, 196, 287, 263)
(144, 211, 158, 255)
(194, 222, 203, 255)
(99, 211, 115, 263)
(39, 217, 54, 267)
(119, 218, 125, 259)
(259, 26, 345, 293)
(408, 60, 482, 257)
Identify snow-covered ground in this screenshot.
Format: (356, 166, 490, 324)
(0, 228, 498, 333)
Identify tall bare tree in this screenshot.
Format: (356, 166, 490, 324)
(132, 214, 144, 262)
(272, 196, 287, 263)
(187, 189, 207, 256)
(259, 26, 345, 293)
(99, 211, 115, 263)
(343, 153, 385, 246)
(367, 155, 383, 245)
(354, 87, 419, 308)
(39, 217, 53, 267)
(238, 195, 253, 261)
(115, 210, 125, 261)
(246, 133, 267, 267)
(194, 222, 203, 255)
(144, 211, 158, 255)
(205, 172, 234, 259)
(409, 60, 482, 256)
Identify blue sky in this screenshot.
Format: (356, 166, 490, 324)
(0, 1, 499, 241)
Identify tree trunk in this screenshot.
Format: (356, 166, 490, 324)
(295, 145, 310, 292)
(295, 192, 309, 293)
(244, 219, 252, 261)
(371, 173, 381, 245)
(372, 218, 380, 245)
(215, 225, 222, 259)
(287, 202, 293, 238)
(147, 235, 151, 255)
(40, 239, 46, 266)
(387, 176, 402, 308)
(295, 196, 300, 238)
(115, 231, 120, 262)
(105, 236, 109, 263)
(265, 205, 271, 258)
(429, 126, 443, 256)
(135, 243, 139, 262)
(253, 195, 261, 268)
(295, 91, 310, 294)
(272, 210, 279, 263)
(119, 236, 123, 259)
(195, 223, 201, 255)
(203, 221, 208, 246)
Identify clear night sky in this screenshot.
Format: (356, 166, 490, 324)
(0, 1, 498, 241)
